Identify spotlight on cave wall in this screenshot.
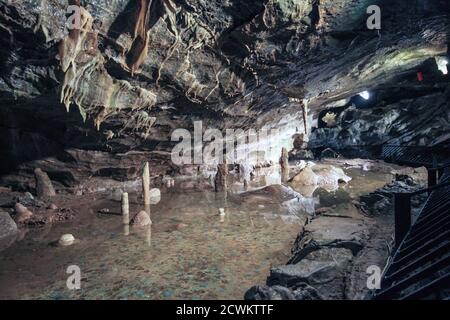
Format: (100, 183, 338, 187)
(351, 90, 376, 109)
(358, 91, 371, 100)
(435, 56, 448, 75)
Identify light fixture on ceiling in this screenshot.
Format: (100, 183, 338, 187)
(358, 91, 370, 100)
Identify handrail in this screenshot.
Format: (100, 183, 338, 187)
(395, 181, 450, 197)
(392, 172, 450, 249)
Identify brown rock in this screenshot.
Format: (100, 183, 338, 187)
(131, 211, 152, 227)
(34, 168, 56, 197)
(14, 203, 33, 223)
(0, 211, 18, 252)
(291, 167, 319, 186)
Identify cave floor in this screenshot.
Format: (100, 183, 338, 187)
(0, 160, 414, 300)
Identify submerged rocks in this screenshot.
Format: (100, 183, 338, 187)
(58, 234, 76, 246)
(0, 211, 18, 252)
(34, 168, 56, 198)
(244, 171, 405, 300)
(131, 211, 152, 227)
(233, 185, 300, 206)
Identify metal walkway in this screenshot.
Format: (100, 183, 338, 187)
(382, 145, 450, 188)
(374, 169, 450, 300)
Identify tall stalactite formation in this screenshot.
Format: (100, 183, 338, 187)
(126, 0, 178, 76)
(127, 0, 152, 75)
(57, 1, 157, 131)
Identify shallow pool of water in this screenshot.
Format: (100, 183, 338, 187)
(0, 162, 397, 300)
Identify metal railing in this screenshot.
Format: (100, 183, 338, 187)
(381, 145, 450, 170)
(374, 169, 450, 300)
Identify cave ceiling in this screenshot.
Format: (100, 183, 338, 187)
(0, 0, 449, 142)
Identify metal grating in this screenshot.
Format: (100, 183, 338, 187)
(382, 145, 450, 169)
(374, 169, 450, 300)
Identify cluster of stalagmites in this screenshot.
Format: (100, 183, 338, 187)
(0, 167, 65, 251)
(0, 161, 165, 251)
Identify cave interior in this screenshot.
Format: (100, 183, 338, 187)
(0, 0, 449, 300)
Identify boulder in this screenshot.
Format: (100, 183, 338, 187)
(0, 211, 18, 252)
(245, 285, 296, 300)
(58, 234, 75, 246)
(290, 167, 319, 186)
(131, 211, 152, 227)
(244, 283, 324, 300)
(150, 188, 161, 204)
(268, 248, 354, 299)
(14, 203, 33, 223)
(313, 165, 352, 186)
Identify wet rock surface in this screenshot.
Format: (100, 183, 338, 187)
(356, 174, 427, 216)
(0, 210, 18, 252)
(245, 169, 426, 300)
(131, 210, 152, 227)
(0, 0, 448, 301)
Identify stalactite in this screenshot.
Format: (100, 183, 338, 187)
(126, 0, 181, 77)
(57, 3, 157, 132)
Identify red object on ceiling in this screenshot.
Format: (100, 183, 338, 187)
(417, 71, 423, 81)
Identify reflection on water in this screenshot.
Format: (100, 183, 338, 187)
(0, 192, 303, 300)
(0, 164, 395, 300)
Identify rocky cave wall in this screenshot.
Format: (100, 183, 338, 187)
(0, 0, 449, 192)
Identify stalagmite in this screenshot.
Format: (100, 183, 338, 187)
(121, 192, 129, 225)
(214, 160, 228, 192)
(14, 203, 33, 223)
(302, 99, 309, 135)
(142, 162, 151, 206)
(280, 148, 290, 183)
(34, 168, 56, 197)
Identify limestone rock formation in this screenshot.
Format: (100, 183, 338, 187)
(14, 203, 34, 223)
(0, 1, 448, 192)
(131, 210, 152, 227)
(34, 168, 56, 197)
(290, 167, 319, 186)
(0, 211, 18, 252)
